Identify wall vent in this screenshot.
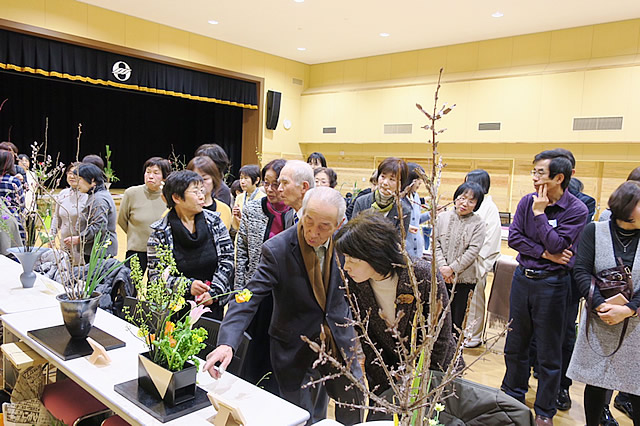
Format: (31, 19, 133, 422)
(292, 78, 303, 86)
(384, 123, 413, 134)
(478, 122, 501, 131)
(322, 127, 337, 134)
(573, 116, 623, 131)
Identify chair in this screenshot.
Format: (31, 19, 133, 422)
(195, 317, 252, 376)
(41, 379, 111, 426)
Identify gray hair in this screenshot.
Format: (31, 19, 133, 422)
(284, 160, 315, 189)
(300, 186, 346, 226)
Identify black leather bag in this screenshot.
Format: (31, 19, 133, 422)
(586, 257, 633, 357)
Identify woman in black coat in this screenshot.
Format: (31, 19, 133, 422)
(335, 211, 457, 416)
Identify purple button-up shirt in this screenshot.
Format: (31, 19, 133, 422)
(508, 189, 588, 272)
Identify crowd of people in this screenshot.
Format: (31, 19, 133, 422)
(1, 141, 639, 426)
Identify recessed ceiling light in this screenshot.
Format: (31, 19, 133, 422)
(491, 11, 504, 18)
(297, 47, 306, 51)
(379, 32, 390, 37)
(207, 20, 219, 25)
(294, 0, 304, 3)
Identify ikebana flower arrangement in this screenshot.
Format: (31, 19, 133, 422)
(127, 247, 252, 372)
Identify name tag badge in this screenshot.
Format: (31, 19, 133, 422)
(548, 219, 558, 228)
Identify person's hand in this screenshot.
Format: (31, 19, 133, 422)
(542, 248, 572, 265)
(232, 205, 242, 220)
(196, 292, 214, 306)
(532, 184, 549, 216)
(203, 345, 234, 379)
(63, 236, 80, 246)
(439, 266, 454, 283)
(190, 280, 210, 296)
(597, 303, 634, 325)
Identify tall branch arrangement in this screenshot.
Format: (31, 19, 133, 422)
(301, 69, 507, 425)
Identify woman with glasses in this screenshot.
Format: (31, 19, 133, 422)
(350, 157, 412, 235)
(51, 162, 87, 264)
(567, 180, 640, 426)
(234, 159, 293, 394)
(147, 170, 234, 320)
(434, 182, 486, 336)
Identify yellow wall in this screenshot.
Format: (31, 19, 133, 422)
(0, 0, 310, 159)
(299, 19, 640, 214)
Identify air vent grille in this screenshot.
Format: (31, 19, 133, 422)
(322, 127, 337, 134)
(292, 78, 303, 86)
(384, 124, 412, 134)
(573, 116, 623, 131)
(478, 122, 501, 131)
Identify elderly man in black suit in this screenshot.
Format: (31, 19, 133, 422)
(204, 186, 363, 425)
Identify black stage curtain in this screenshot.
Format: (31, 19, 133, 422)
(0, 70, 244, 188)
(0, 29, 258, 109)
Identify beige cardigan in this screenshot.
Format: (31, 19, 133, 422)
(435, 209, 486, 284)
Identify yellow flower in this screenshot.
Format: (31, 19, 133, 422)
(195, 335, 204, 343)
(434, 403, 445, 413)
(170, 297, 185, 312)
(102, 239, 112, 248)
(429, 419, 438, 426)
(137, 329, 147, 338)
(235, 288, 253, 303)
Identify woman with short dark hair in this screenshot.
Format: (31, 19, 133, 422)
(0, 150, 25, 241)
(194, 143, 232, 206)
(65, 163, 117, 262)
(313, 167, 338, 188)
(335, 211, 456, 414)
(434, 182, 486, 336)
(568, 180, 640, 426)
(350, 157, 412, 235)
(234, 158, 292, 394)
(147, 170, 234, 320)
(231, 164, 265, 234)
(306, 152, 327, 169)
(117, 157, 171, 272)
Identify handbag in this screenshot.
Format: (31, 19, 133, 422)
(586, 257, 634, 357)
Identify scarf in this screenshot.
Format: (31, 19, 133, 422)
(168, 209, 218, 282)
(371, 189, 394, 213)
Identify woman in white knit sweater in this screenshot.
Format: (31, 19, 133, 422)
(435, 182, 486, 337)
(51, 163, 87, 264)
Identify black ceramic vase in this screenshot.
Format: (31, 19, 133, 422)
(56, 292, 101, 339)
(138, 352, 197, 407)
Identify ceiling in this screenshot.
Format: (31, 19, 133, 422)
(78, 0, 640, 64)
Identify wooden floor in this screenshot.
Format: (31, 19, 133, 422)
(111, 197, 632, 425)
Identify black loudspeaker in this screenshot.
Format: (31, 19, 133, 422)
(266, 90, 281, 130)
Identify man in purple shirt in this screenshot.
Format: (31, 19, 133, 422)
(501, 151, 588, 426)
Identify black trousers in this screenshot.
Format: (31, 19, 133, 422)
(125, 250, 148, 274)
(446, 282, 476, 337)
(501, 267, 570, 418)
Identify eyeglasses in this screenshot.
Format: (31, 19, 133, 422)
(530, 169, 548, 177)
(455, 196, 477, 206)
(185, 188, 205, 196)
(264, 182, 280, 189)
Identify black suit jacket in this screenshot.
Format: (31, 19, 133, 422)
(217, 225, 362, 392)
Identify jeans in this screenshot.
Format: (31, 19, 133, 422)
(501, 266, 570, 418)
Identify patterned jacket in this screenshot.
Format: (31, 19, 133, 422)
(147, 209, 234, 299)
(235, 197, 293, 290)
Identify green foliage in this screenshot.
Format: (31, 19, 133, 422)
(82, 229, 127, 298)
(103, 145, 119, 183)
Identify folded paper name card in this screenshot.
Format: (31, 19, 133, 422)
(208, 393, 245, 426)
(87, 337, 111, 365)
